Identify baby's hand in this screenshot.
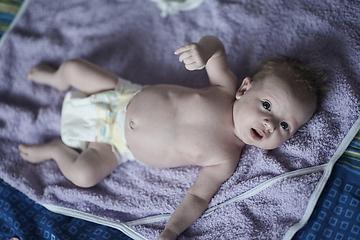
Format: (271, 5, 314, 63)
(174, 43, 210, 71)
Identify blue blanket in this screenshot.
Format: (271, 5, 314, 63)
(294, 132, 360, 240)
(0, 178, 133, 240)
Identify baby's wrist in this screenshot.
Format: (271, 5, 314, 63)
(158, 228, 179, 240)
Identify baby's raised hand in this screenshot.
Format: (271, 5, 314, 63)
(174, 43, 210, 71)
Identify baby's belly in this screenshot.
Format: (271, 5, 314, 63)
(124, 85, 207, 168)
(126, 131, 196, 168)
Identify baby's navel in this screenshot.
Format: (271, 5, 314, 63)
(129, 120, 135, 129)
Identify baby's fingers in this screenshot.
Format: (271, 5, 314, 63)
(174, 43, 196, 55)
(174, 43, 206, 71)
(185, 63, 205, 71)
(178, 51, 193, 63)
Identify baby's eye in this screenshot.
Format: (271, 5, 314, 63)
(281, 122, 289, 131)
(262, 101, 271, 111)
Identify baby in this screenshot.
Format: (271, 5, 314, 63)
(19, 35, 324, 239)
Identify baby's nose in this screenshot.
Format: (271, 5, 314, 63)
(263, 118, 275, 133)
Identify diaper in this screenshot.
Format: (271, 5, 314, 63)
(60, 77, 142, 164)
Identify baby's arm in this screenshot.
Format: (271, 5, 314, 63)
(158, 159, 239, 240)
(174, 35, 238, 92)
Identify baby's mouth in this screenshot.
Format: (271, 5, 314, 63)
(251, 128, 264, 140)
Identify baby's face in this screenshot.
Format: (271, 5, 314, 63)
(232, 76, 316, 150)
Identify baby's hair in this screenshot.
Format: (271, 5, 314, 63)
(251, 57, 328, 100)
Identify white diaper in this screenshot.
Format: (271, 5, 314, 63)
(60, 77, 142, 164)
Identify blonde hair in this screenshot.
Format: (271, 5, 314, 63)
(251, 57, 328, 99)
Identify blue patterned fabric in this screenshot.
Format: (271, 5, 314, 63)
(0, 179, 133, 240)
(293, 132, 360, 240)
(0, 0, 23, 38)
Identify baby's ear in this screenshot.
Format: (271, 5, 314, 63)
(236, 77, 252, 99)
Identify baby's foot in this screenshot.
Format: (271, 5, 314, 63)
(19, 139, 62, 164)
(27, 65, 70, 91)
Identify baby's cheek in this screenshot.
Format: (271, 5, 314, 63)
(271, 135, 288, 149)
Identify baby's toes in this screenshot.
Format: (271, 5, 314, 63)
(18, 144, 26, 152)
(26, 68, 35, 81)
(18, 144, 29, 156)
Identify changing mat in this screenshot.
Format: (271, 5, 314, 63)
(0, 0, 359, 239)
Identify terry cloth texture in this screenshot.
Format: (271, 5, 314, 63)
(0, 0, 359, 239)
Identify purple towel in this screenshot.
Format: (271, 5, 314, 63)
(0, 0, 359, 239)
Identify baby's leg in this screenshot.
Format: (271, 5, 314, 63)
(27, 65, 70, 92)
(66, 142, 119, 188)
(27, 59, 118, 95)
(19, 138, 76, 164)
(19, 140, 118, 188)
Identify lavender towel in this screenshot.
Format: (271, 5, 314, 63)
(0, 0, 359, 239)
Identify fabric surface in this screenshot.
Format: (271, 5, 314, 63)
(0, 178, 133, 240)
(293, 131, 360, 240)
(0, 0, 359, 239)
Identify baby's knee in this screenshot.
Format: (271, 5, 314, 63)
(66, 144, 116, 188)
(60, 58, 81, 71)
(70, 170, 93, 188)
(69, 161, 101, 188)
(70, 168, 99, 188)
